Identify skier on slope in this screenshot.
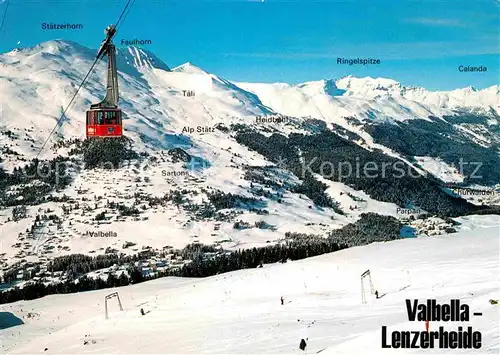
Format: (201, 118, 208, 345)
(281, 296, 284, 305)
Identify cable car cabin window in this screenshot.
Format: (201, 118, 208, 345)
(97, 111, 104, 124)
(87, 112, 96, 125)
(104, 111, 117, 125)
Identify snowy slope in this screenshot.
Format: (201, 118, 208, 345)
(2, 216, 499, 354)
(172, 61, 208, 74)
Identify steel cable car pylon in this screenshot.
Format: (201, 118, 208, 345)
(86, 25, 123, 137)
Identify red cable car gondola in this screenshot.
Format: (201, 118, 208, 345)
(86, 109, 122, 137)
(86, 25, 123, 138)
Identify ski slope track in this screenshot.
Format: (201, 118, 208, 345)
(1, 221, 499, 354)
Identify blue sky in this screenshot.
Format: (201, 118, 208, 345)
(0, 0, 498, 90)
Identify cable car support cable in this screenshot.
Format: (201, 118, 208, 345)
(0, 0, 10, 39)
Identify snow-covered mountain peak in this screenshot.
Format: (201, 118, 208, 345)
(459, 85, 477, 93)
(26, 40, 66, 56)
(116, 46, 171, 73)
(296, 79, 346, 97)
(29, 39, 82, 53)
(172, 62, 208, 74)
(1, 39, 94, 61)
(335, 75, 402, 95)
(1, 40, 171, 76)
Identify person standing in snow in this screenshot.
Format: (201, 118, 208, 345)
(281, 296, 284, 305)
(299, 338, 307, 351)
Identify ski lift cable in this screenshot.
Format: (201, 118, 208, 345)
(114, 0, 136, 58)
(0, 0, 10, 39)
(35, 56, 102, 159)
(114, 0, 135, 31)
(115, 0, 135, 34)
(35, 0, 135, 159)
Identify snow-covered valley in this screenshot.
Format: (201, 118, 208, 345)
(1, 216, 498, 354)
